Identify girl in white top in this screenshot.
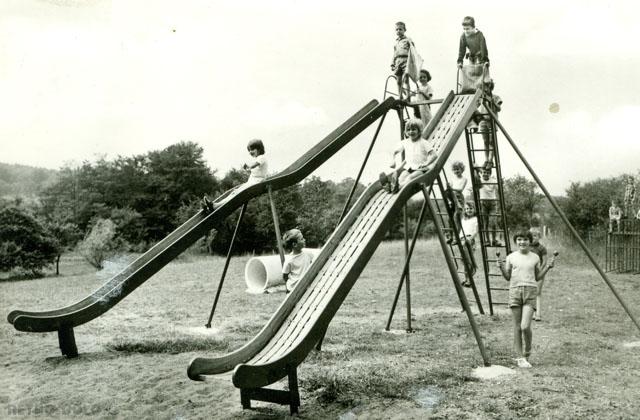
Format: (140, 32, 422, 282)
(497, 230, 556, 368)
(459, 202, 479, 287)
(243, 139, 268, 184)
(202, 139, 269, 212)
(411, 69, 434, 129)
(379, 118, 438, 193)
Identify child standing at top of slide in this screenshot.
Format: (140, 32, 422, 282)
(202, 139, 268, 212)
(497, 230, 556, 368)
(457, 16, 489, 68)
(282, 229, 314, 293)
(391, 21, 415, 99)
(379, 118, 438, 194)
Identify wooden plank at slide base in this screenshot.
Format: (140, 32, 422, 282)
(10, 98, 394, 335)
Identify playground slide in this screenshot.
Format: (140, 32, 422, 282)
(7, 97, 397, 335)
(188, 91, 481, 387)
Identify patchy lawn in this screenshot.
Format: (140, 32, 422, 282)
(2, 238, 640, 419)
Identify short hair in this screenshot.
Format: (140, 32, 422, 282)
(419, 69, 432, 82)
(395, 21, 406, 30)
(283, 228, 303, 250)
(512, 230, 533, 243)
(481, 167, 492, 175)
(404, 118, 424, 133)
(462, 16, 475, 28)
(247, 139, 265, 155)
(464, 201, 476, 214)
(452, 160, 465, 171)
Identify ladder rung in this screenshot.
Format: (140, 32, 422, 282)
(492, 302, 509, 305)
(489, 273, 504, 277)
(490, 287, 509, 291)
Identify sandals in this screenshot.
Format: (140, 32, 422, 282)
(201, 195, 215, 213)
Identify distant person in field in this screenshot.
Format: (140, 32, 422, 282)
(459, 201, 479, 287)
(410, 69, 434, 130)
(624, 176, 636, 218)
(457, 16, 489, 69)
(202, 139, 268, 212)
(282, 229, 314, 293)
(608, 200, 622, 233)
(391, 21, 415, 100)
(379, 118, 438, 194)
(497, 230, 555, 368)
(529, 228, 548, 322)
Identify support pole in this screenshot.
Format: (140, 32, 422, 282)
(338, 113, 387, 224)
(486, 107, 640, 333)
(205, 203, 247, 328)
(58, 325, 78, 358)
(424, 187, 491, 366)
(404, 205, 413, 332)
(385, 198, 428, 331)
(268, 186, 286, 265)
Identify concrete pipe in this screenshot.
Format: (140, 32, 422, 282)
(245, 248, 321, 293)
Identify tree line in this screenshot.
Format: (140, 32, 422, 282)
(1, 141, 634, 276)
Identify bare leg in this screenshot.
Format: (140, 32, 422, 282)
(511, 306, 523, 358)
(521, 305, 535, 359)
(535, 277, 546, 321)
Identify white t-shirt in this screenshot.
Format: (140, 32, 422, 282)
(247, 155, 268, 183)
(460, 216, 478, 240)
(479, 174, 497, 200)
(282, 251, 314, 290)
(449, 175, 468, 192)
(399, 139, 435, 171)
(505, 251, 540, 288)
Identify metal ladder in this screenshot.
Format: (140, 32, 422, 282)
(464, 95, 511, 314)
(429, 171, 485, 314)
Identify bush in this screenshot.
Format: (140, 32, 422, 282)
(77, 218, 119, 269)
(0, 206, 58, 275)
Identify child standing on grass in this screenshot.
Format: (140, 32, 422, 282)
(497, 230, 555, 368)
(282, 229, 314, 293)
(202, 139, 268, 212)
(379, 118, 438, 194)
(529, 228, 548, 322)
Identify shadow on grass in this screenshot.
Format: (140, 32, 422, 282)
(106, 336, 229, 354)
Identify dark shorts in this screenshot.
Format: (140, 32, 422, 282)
(509, 286, 538, 310)
(481, 200, 496, 217)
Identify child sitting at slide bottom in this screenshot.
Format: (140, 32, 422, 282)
(379, 118, 438, 194)
(282, 229, 314, 293)
(497, 230, 555, 368)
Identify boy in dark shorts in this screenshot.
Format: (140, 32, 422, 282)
(391, 21, 414, 100)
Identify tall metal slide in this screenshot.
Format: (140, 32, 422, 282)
(7, 97, 399, 357)
(187, 92, 482, 413)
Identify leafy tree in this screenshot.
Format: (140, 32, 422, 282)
(45, 220, 82, 275)
(503, 175, 544, 230)
(0, 207, 58, 275)
(77, 218, 119, 269)
(562, 175, 626, 235)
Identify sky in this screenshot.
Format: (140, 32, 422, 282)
(2, 0, 640, 195)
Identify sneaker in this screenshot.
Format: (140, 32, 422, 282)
(467, 120, 478, 132)
(379, 172, 390, 191)
(516, 358, 532, 368)
(462, 280, 471, 288)
(390, 176, 400, 194)
(201, 195, 213, 213)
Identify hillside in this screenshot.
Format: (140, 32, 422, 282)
(0, 162, 58, 197)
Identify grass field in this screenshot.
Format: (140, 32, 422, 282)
(2, 238, 640, 419)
